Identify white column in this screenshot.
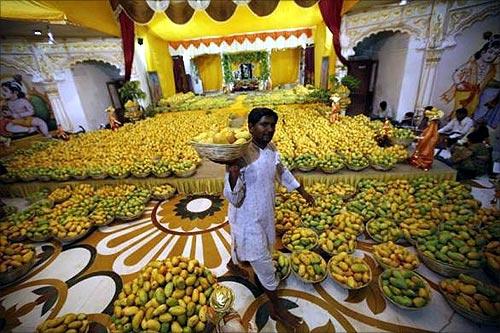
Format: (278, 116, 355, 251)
(131, 43, 152, 107)
(55, 69, 90, 131)
(42, 81, 74, 132)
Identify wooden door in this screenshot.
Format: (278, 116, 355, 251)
(347, 60, 377, 116)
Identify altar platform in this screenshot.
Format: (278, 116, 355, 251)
(0, 159, 456, 198)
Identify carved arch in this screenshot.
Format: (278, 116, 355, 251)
(67, 56, 123, 72)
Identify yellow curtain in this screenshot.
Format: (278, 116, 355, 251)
(0, 0, 66, 21)
(136, 25, 176, 97)
(271, 48, 300, 87)
(194, 54, 222, 92)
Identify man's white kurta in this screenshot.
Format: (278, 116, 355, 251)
(223, 142, 300, 263)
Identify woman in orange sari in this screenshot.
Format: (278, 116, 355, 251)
(409, 108, 444, 170)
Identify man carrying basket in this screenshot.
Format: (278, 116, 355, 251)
(223, 107, 314, 330)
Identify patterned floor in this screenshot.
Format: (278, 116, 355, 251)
(0, 185, 498, 332)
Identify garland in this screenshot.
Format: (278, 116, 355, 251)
(222, 51, 270, 83)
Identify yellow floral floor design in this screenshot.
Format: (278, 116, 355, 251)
(0, 194, 498, 332)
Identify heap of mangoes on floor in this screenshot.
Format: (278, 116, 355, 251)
(0, 103, 412, 182)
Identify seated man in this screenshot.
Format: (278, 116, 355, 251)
(372, 101, 394, 120)
(438, 107, 474, 146)
(450, 129, 491, 181)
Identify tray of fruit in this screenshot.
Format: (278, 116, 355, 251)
(272, 251, 291, 281)
(328, 252, 372, 290)
(417, 231, 484, 277)
(152, 161, 172, 178)
(48, 186, 72, 203)
(439, 274, 500, 325)
(89, 209, 114, 227)
(72, 169, 89, 180)
(291, 250, 327, 283)
(345, 153, 369, 171)
(26, 220, 52, 242)
(372, 241, 420, 270)
(318, 229, 356, 256)
(0, 174, 16, 183)
(109, 170, 130, 179)
(36, 313, 90, 333)
(191, 128, 252, 163)
(400, 218, 437, 245)
(317, 154, 344, 174)
(108, 256, 216, 333)
(332, 211, 365, 236)
(366, 218, 403, 243)
(295, 154, 318, 172)
(282, 227, 318, 252)
(484, 241, 500, 282)
(0, 240, 36, 286)
(379, 269, 431, 310)
(56, 226, 94, 245)
(89, 170, 107, 180)
(117, 205, 146, 221)
(174, 165, 197, 178)
(275, 209, 301, 235)
(151, 184, 177, 200)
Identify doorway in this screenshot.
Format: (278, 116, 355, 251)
(347, 60, 377, 116)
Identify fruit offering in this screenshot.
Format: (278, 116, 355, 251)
(400, 217, 438, 244)
(26, 217, 51, 241)
(291, 250, 327, 283)
(192, 127, 250, 145)
(36, 313, 89, 333)
(473, 208, 500, 227)
(89, 207, 114, 227)
(0, 219, 32, 241)
(131, 160, 153, 177)
(275, 209, 301, 235)
(317, 154, 344, 173)
(295, 154, 318, 171)
(109, 256, 217, 333)
(318, 229, 356, 255)
(301, 206, 334, 233)
(151, 184, 176, 200)
(379, 269, 431, 309)
(26, 188, 50, 204)
(332, 211, 364, 236)
(344, 152, 369, 170)
(53, 216, 93, 242)
(0, 238, 35, 274)
(116, 197, 146, 220)
(366, 218, 403, 243)
(272, 251, 291, 281)
(48, 186, 72, 203)
(369, 148, 398, 170)
(328, 252, 371, 289)
(282, 227, 318, 251)
(152, 160, 171, 177)
(385, 145, 409, 162)
(440, 274, 500, 320)
(439, 222, 487, 248)
(485, 241, 500, 273)
(373, 241, 420, 270)
(417, 232, 484, 269)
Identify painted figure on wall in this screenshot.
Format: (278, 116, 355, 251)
(441, 32, 500, 117)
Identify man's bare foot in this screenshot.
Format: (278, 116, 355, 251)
(226, 261, 250, 279)
(269, 306, 303, 329)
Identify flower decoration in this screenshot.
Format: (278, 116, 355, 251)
(425, 107, 444, 121)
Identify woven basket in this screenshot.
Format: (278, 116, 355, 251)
(440, 284, 500, 325)
(174, 167, 197, 178)
(347, 164, 368, 171)
(371, 163, 394, 171)
(117, 208, 145, 221)
(20, 175, 37, 182)
(110, 172, 130, 179)
(320, 165, 344, 174)
(90, 173, 108, 180)
(366, 220, 403, 243)
(0, 175, 16, 183)
(92, 215, 114, 227)
(151, 190, 176, 201)
(328, 255, 372, 290)
(417, 248, 479, 277)
(132, 171, 150, 178)
(56, 227, 93, 245)
(152, 170, 172, 178)
(291, 253, 327, 284)
(51, 175, 70, 182)
(0, 255, 36, 286)
(378, 272, 431, 310)
(191, 140, 251, 163)
(282, 228, 318, 252)
(38, 175, 51, 182)
(297, 165, 316, 172)
(72, 174, 89, 180)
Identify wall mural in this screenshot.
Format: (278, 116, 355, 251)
(441, 31, 499, 126)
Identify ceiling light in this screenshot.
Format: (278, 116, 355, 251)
(33, 30, 42, 36)
(399, 0, 408, 5)
(47, 26, 56, 44)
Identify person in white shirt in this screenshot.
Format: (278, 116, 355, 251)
(373, 101, 394, 120)
(438, 108, 474, 146)
(223, 108, 314, 330)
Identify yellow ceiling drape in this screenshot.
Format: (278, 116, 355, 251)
(0, 0, 66, 22)
(271, 48, 301, 87)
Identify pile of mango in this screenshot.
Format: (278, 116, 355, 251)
(344, 152, 369, 170)
(151, 184, 176, 200)
(291, 250, 327, 283)
(0, 237, 35, 274)
(417, 231, 483, 269)
(295, 154, 318, 171)
(400, 217, 438, 243)
(272, 251, 290, 281)
(26, 217, 51, 241)
(109, 256, 217, 333)
(317, 154, 344, 172)
(373, 241, 420, 270)
(485, 241, 500, 273)
(52, 216, 93, 241)
(369, 148, 398, 170)
(440, 274, 500, 318)
(275, 209, 301, 235)
(380, 269, 431, 309)
(328, 252, 371, 289)
(282, 227, 318, 251)
(318, 229, 356, 255)
(48, 185, 72, 203)
(36, 313, 89, 333)
(367, 218, 403, 243)
(301, 207, 334, 233)
(331, 211, 364, 236)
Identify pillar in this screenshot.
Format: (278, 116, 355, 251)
(42, 81, 74, 132)
(415, 48, 443, 109)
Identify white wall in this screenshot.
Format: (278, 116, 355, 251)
(71, 62, 120, 130)
(132, 43, 152, 108)
(432, 14, 499, 115)
(372, 33, 410, 120)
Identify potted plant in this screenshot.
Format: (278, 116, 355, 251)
(118, 81, 146, 122)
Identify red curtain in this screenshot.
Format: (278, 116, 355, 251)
(119, 11, 134, 81)
(319, 0, 348, 66)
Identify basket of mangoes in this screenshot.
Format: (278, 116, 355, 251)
(439, 274, 500, 325)
(379, 269, 431, 310)
(372, 241, 420, 270)
(272, 251, 291, 281)
(36, 313, 90, 333)
(290, 250, 327, 283)
(328, 252, 372, 290)
(282, 227, 318, 252)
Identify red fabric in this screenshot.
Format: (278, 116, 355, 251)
(319, 0, 348, 66)
(119, 11, 135, 81)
